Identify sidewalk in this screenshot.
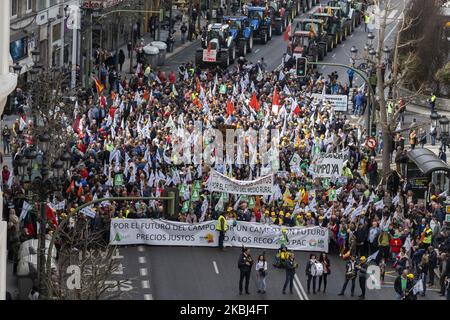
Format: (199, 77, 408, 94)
(117, 16, 208, 75)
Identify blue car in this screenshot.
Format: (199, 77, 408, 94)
(246, 6, 273, 44)
(222, 15, 254, 56)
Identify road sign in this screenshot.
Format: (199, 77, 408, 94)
(446, 214, 450, 222)
(366, 137, 377, 149)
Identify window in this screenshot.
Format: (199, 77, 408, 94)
(37, 0, 47, 11)
(52, 23, 61, 42)
(11, 0, 18, 18)
(26, 0, 33, 13)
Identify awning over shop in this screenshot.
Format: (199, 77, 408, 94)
(407, 148, 450, 175)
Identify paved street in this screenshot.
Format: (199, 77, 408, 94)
(114, 245, 444, 300)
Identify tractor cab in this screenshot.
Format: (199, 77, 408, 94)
(202, 23, 231, 50)
(298, 18, 325, 39)
(223, 16, 247, 38)
(246, 6, 273, 43)
(288, 30, 312, 57)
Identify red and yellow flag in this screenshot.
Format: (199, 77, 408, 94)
(94, 77, 104, 94)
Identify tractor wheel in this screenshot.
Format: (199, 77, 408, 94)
(247, 34, 253, 52)
(221, 51, 230, 68)
(239, 40, 247, 56)
(195, 50, 203, 68)
(261, 31, 268, 44)
(268, 24, 273, 40)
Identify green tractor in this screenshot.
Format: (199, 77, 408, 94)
(311, 9, 344, 46)
(326, 1, 359, 32)
(297, 18, 334, 54)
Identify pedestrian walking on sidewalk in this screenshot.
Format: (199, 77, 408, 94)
(347, 68, 354, 88)
(181, 23, 187, 44)
(127, 41, 132, 58)
(2, 125, 11, 154)
(118, 49, 125, 72)
(238, 247, 253, 295)
(256, 254, 268, 294)
(282, 252, 298, 294)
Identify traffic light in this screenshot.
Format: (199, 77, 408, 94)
(296, 57, 307, 77)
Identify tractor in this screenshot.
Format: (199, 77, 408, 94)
(325, 4, 354, 37)
(223, 15, 254, 56)
(195, 23, 236, 68)
(246, 6, 273, 44)
(268, 1, 289, 35)
(297, 18, 333, 55)
(326, 1, 359, 31)
(286, 30, 320, 64)
(311, 9, 344, 47)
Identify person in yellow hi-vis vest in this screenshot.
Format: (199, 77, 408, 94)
(364, 12, 370, 33)
(216, 212, 228, 250)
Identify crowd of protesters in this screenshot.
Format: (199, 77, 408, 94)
(2, 34, 450, 300)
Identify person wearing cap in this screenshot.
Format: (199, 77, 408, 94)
(394, 269, 415, 300)
(216, 212, 228, 250)
(355, 256, 368, 299)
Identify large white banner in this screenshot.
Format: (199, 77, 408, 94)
(311, 93, 348, 112)
(312, 152, 348, 178)
(207, 170, 274, 196)
(110, 219, 329, 252)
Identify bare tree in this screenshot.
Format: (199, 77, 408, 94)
(45, 217, 130, 300)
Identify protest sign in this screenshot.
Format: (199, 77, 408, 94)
(312, 152, 348, 178)
(207, 170, 274, 196)
(110, 219, 329, 252)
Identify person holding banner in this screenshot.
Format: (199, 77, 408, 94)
(216, 212, 228, 250)
(238, 247, 254, 295)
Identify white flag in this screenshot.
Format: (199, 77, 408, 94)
(199, 198, 209, 222)
(20, 201, 33, 221)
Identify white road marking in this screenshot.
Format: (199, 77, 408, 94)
(332, 53, 336, 58)
(144, 294, 153, 300)
(294, 274, 310, 300)
(213, 261, 219, 274)
(140, 268, 148, 276)
(321, 66, 326, 69)
(255, 49, 260, 53)
(341, 43, 345, 47)
(138, 256, 146, 264)
(292, 278, 304, 300)
(137, 246, 145, 252)
(388, 10, 398, 20)
(141, 280, 150, 289)
(384, 21, 399, 42)
(350, 34, 353, 38)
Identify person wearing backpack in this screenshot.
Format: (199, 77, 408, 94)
(318, 253, 331, 293)
(305, 253, 319, 294)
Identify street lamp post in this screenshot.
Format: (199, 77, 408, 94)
(439, 116, 450, 152)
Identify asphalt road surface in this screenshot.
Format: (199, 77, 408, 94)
(113, 245, 444, 300)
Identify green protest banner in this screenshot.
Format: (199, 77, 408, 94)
(114, 173, 123, 186)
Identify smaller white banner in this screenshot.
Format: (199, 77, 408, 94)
(312, 152, 348, 178)
(208, 170, 274, 195)
(203, 49, 217, 62)
(311, 93, 348, 112)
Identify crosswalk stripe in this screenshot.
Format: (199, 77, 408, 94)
(144, 294, 153, 300)
(138, 256, 146, 264)
(142, 280, 150, 289)
(140, 268, 148, 276)
(292, 278, 304, 300)
(388, 10, 398, 20)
